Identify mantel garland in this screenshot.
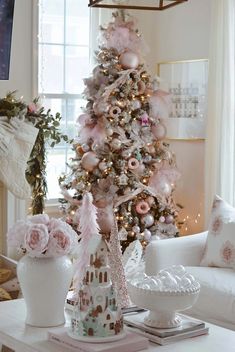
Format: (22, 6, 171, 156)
(0, 92, 72, 214)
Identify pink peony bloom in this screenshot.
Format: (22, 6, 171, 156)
(24, 223, 49, 257)
(7, 220, 30, 250)
(47, 228, 72, 256)
(27, 214, 50, 225)
(7, 214, 78, 258)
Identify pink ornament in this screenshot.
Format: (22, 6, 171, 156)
(159, 216, 165, 223)
(81, 151, 99, 171)
(128, 158, 140, 170)
(140, 112, 149, 126)
(165, 215, 174, 224)
(147, 145, 155, 154)
(146, 196, 155, 206)
(119, 51, 139, 69)
(136, 200, 150, 215)
(137, 81, 146, 95)
(152, 122, 167, 140)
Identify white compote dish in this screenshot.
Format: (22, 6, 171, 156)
(127, 265, 200, 328)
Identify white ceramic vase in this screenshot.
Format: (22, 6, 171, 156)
(17, 255, 73, 327)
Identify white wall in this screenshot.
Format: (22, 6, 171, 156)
(150, 0, 212, 234)
(0, 0, 33, 255)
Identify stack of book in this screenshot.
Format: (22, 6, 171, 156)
(48, 328, 149, 352)
(124, 311, 209, 346)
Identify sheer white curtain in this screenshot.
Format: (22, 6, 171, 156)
(205, 0, 235, 224)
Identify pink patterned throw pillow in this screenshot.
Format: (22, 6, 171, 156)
(200, 195, 235, 268)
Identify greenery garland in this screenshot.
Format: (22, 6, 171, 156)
(0, 92, 72, 214)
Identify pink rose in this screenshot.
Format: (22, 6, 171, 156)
(48, 218, 63, 231)
(47, 228, 71, 256)
(27, 214, 50, 225)
(24, 224, 49, 257)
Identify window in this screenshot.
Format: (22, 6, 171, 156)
(37, 0, 90, 200)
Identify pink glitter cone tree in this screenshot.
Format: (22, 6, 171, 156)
(59, 11, 180, 251)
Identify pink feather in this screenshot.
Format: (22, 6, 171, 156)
(73, 192, 101, 290)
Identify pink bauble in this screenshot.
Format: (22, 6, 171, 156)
(159, 216, 165, 223)
(152, 123, 167, 140)
(81, 151, 99, 171)
(146, 196, 155, 206)
(137, 81, 146, 95)
(165, 215, 174, 224)
(119, 51, 139, 69)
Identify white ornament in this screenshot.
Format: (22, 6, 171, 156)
(131, 99, 141, 110)
(98, 161, 107, 171)
(111, 138, 122, 150)
(141, 214, 154, 228)
(106, 127, 113, 136)
(144, 229, 151, 240)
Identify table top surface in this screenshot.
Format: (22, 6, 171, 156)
(0, 299, 235, 352)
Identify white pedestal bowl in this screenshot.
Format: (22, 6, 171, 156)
(127, 266, 200, 329)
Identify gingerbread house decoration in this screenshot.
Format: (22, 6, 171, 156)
(70, 238, 124, 339)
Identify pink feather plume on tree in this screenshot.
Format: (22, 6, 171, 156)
(73, 192, 101, 290)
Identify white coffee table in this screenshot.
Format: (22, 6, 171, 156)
(0, 299, 235, 352)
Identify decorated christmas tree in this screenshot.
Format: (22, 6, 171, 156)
(59, 12, 180, 250)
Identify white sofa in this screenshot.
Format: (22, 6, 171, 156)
(145, 231, 235, 331)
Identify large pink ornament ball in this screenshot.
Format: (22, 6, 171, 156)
(119, 51, 139, 69)
(81, 151, 99, 171)
(152, 122, 167, 140)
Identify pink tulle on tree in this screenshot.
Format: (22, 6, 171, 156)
(73, 192, 101, 291)
(149, 89, 172, 119)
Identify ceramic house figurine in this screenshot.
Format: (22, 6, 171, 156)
(70, 238, 124, 341)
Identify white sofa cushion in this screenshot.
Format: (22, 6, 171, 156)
(200, 195, 235, 268)
(185, 266, 235, 328)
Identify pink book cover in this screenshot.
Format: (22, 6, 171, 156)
(48, 328, 149, 352)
